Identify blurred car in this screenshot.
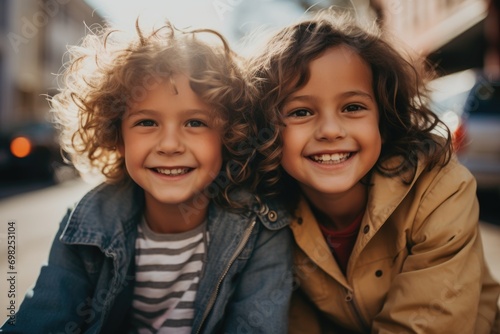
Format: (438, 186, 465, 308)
(0, 121, 69, 182)
(429, 69, 500, 190)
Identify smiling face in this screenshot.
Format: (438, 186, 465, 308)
(280, 45, 382, 203)
(120, 74, 223, 214)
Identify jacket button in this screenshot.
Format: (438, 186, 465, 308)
(363, 225, 370, 234)
(259, 204, 269, 215)
(375, 270, 383, 277)
(267, 210, 277, 222)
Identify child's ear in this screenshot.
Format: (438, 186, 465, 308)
(117, 142, 125, 156)
(116, 130, 125, 155)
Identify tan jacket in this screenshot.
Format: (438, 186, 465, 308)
(289, 157, 500, 334)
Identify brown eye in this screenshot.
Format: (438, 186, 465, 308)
(344, 104, 364, 112)
(186, 120, 206, 127)
(288, 109, 312, 117)
(136, 119, 157, 127)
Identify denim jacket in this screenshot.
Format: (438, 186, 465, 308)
(1, 182, 292, 333)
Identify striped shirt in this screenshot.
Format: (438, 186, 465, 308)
(128, 218, 208, 334)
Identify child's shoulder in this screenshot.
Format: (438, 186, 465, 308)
(371, 155, 475, 208)
(62, 181, 143, 238)
(76, 181, 139, 210)
(419, 154, 475, 188)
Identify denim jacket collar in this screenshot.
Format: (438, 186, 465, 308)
(59, 181, 289, 249)
(60, 182, 144, 250)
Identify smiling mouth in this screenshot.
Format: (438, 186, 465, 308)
(154, 167, 191, 176)
(310, 153, 352, 164)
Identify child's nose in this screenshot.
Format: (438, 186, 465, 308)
(315, 114, 346, 141)
(156, 127, 185, 155)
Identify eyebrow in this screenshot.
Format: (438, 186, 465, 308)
(285, 90, 374, 104)
(341, 90, 374, 100)
(124, 109, 157, 120)
(125, 108, 211, 119)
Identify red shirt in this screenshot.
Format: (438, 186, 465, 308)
(318, 211, 364, 275)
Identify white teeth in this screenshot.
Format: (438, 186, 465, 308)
(156, 168, 189, 176)
(311, 153, 351, 163)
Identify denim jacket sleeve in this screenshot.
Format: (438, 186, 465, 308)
(1, 210, 96, 333)
(222, 223, 293, 333)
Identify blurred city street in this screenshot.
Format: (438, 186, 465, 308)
(0, 178, 499, 318)
(1, 0, 500, 327)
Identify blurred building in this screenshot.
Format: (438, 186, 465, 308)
(372, 0, 491, 75)
(228, 0, 495, 77)
(298, 0, 492, 75)
(0, 0, 104, 132)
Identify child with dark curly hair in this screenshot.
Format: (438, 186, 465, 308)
(248, 10, 500, 334)
(1, 21, 292, 333)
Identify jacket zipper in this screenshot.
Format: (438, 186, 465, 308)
(194, 219, 257, 334)
(345, 289, 370, 332)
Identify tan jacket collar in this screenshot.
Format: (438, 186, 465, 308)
(290, 157, 427, 284)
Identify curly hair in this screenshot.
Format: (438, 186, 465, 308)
(51, 20, 255, 208)
(247, 10, 452, 201)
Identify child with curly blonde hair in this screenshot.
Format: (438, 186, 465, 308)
(1, 21, 292, 333)
(248, 10, 500, 334)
